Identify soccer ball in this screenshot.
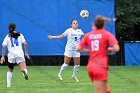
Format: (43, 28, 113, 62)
(80, 10, 89, 18)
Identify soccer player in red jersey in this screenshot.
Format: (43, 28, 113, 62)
(77, 16, 120, 93)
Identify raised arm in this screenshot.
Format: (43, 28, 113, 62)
(48, 34, 64, 39)
(103, 17, 111, 21)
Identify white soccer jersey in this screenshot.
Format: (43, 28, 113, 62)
(62, 28, 84, 51)
(2, 33, 26, 59)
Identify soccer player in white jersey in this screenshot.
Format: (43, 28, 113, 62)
(48, 19, 84, 82)
(0, 23, 30, 87)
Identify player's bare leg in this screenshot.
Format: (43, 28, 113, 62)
(18, 62, 28, 80)
(58, 56, 71, 80)
(93, 80, 107, 93)
(72, 57, 80, 82)
(106, 83, 111, 93)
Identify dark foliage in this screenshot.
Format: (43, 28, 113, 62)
(116, 0, 140, 41)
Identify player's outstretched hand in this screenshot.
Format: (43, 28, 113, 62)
(48, 35, 52, 39)
(0, 57, 5, 64)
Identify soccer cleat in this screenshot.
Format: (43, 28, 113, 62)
(21, 70, 28, 80)
(7, 84, 11, 88)
(72, 75, 79, 82)
(58, 73, 63, 81)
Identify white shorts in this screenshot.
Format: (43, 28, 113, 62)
(8, 57, 25, 64)
(64, 50, 80, 57)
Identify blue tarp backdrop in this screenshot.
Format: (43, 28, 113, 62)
(125, 42, 140, 66)
(0, 0, 115, 55)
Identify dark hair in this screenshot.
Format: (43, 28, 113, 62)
(8, 23, 20, 39)
(94, 16, 105, 29)
(71, 19, 78, 24)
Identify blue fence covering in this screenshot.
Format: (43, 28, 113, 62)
(0, 0, 115, 55)
(125, 41, 140, 66)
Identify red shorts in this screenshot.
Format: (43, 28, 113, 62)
(87, 62, 108, 81)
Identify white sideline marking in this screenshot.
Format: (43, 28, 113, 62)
(5, 91, 16, 93)
(35, 82, 92, 85)
(39, 89, 49, 92)
(35, 82, 50, 85)
(114, 88, 134, 91)
(67, 82, 92, 85)
(75, 88, 83, 91)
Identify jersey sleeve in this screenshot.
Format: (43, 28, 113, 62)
(79, 34, 88, 48)
(107, 33, 118, 46)
(2, 35, 8, 46)
(80, 29, 84, 35)
(62, 29, 69, 36)
(20, 34, 26, 43)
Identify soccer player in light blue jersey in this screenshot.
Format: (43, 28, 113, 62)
(0, 23, 30, 87)
(48, 19, 84, 82)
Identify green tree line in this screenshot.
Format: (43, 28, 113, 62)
(116, 0, 140, 41)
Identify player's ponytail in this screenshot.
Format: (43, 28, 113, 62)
(8, 23, 20, 39)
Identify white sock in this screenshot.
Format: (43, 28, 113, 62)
(59, 63, 68, 75)
(72, 65, 80, 76)
(21, 69, 28, 76)
(7, 71, 12, 86)
(24, 69, 28, 74)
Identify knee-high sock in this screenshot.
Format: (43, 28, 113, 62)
(72, 65, 80, 76)
(23, 69, 28, 74)
(7, 71, 12, 86)
(59, 63, 68, 75)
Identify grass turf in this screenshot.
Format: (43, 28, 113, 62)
(0, 66, 140, 93)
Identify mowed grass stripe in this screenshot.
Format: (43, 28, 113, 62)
(0, 66, 140, 93)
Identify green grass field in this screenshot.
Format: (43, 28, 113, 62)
(0, 66, 140, 93)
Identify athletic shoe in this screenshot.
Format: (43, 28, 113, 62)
(7, 84, 11, 88)
(72, 75, 79, 82)
(21, 70, 28, 80)
(58, 73, 63, 81)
